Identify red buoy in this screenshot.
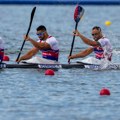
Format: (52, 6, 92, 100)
(3, 55, 10, 61)
(100, 88, 110, 96)
(45, 69, 55, 75)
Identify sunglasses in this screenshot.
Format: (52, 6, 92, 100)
(36, 31, 45, 37)
(92, 32, 100, 36)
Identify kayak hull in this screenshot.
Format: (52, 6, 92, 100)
(1, 62, 120, 70)
(0, 63, 85, 69)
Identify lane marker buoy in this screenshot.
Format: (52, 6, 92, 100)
(100, 88, 110, 96)
(45, 69, 55, 75)
(3, 55, 10, 61)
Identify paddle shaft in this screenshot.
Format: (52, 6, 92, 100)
(68, 22, 78, 63)
(16, 7, 36, 63)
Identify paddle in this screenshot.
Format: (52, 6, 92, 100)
(68, 5, 84, 63)
(16, 7, 36, 63)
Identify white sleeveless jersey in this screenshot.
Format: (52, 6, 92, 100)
(37, 36, 59, 61)
(98, 37, 112, 60)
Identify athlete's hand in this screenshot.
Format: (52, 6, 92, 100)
(23, 35, 31, 41)
(68, 55, 74, 60)
(73, 30, 80, 36)
(15, 58, 21, 63)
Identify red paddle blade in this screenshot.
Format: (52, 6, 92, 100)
(74, 5, 84, 23)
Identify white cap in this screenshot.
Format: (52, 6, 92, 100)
(0, 37, 4, 49)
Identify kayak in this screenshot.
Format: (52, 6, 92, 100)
(1, 62, 120, 70)
(0, 62, 85, 69)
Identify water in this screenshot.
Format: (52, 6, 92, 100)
(0, 5, 120, 120)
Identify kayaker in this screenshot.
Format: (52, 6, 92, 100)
(68, 26, 112, 64)
(16, 25, 59, 64)
(0, 37, 4, 63)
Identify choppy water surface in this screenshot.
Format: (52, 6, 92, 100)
(0, 5, 120, 120)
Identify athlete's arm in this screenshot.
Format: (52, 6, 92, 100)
(73, 30, 100, 46)
(24, 35, 51, 50)
(28, 38, 51, 50)
(68, 47, 93, 59)
(16, 47, 39, 62)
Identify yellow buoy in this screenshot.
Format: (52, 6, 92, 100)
(105, 21, 111, 26)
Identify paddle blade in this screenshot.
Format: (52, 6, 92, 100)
(31, 7, 36, 20)
(26, 6, 36, 36)
(74, 5, 84, 23)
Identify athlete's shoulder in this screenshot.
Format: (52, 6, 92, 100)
(47, 36, 58, 42)
(101, 36, 110, 40)
(48, 36, 56, 40)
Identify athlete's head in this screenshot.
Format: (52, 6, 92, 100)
(36, 25, 48, 40)
(91, 26, 103, 41)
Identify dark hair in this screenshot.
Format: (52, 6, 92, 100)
(92, 26, 101, 32)
(36, 25, 46, 31)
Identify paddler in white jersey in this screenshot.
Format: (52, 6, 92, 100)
(16, 25, 59, 64)
(68, 26, 112, 64)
